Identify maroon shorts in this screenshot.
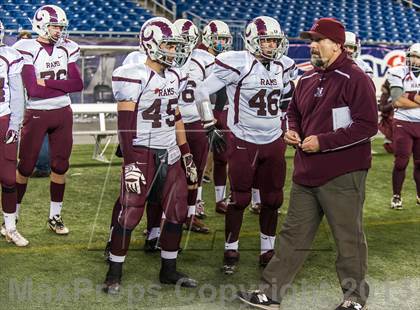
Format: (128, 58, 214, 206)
(0, 115, 17, 187)
(185, 120, 209, 183)
(228, 135, 286, 203)
(18, 106, 73, 176)
(393, 119, 420, 162)
(120, 147, 188, 224)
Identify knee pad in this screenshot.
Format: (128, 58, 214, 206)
(261, 191, 283, 210)
(50, 158, 69, 175)
(394, 156, 409, 171)
(2, 186, 16, 194)
(162, 221, 183, 234)
(231, 191, 251, 210)
(18, 161, 35, 178)
(118, 206, 145, 230)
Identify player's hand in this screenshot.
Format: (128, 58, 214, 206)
(182, 153, 198, 185)
(284, 130, 301, 147)
(124, 163, 146, 194)
(4, 129, 18, 144)
(37, 79, 46, 86)
(206, 124, 226, 154)
(301, 135, 320, 153)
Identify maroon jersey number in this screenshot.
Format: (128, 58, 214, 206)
(40, 69, 67, 80)
(181, 80, 197, 103)
(249, 89, 281, 116)
(142, 98, 177, 128)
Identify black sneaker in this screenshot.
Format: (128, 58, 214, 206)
(144, 237, 161, 253)
(335, 300, 366, 310)
(159, 258, 197, 288)
(103, 261, 122, 294)
(237, 290, 280, 310)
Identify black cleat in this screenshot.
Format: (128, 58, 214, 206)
(103, 261, 122, 295)
(222, 250, 240, 275)
(144, 237, 161, 253)
(335, 300, 367, 310)
(159, 258, 197, 288)
(237, 290, 280, 310)
(259, 250, 275, 268)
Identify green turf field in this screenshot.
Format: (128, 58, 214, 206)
(1, 140, 419, 309)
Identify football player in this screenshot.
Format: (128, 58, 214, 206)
(103, 17, 198, 294)
(199, 20, 232, 216)
(12, 5, 83, 234)
(344, 31, 373, 78)
(196, 16, 297, 273)
(387, 43, 420, 210)
(0, 20, 28, 246)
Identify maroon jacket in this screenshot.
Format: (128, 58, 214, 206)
(287, 52, 378, 187)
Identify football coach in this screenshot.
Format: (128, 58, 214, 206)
(238, 18, 378, 310)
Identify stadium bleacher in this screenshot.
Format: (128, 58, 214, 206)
(0, 0, 154, 33)
(1, 0, 419, 43)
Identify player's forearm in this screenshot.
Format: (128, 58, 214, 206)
(44, 63, 83, 93)
(8, 74, 25, 131)
(393, 96, 420, 109)
(22, 65, 67, 98)
(195, 74, 225, 122)
(175, 114, 188, 146)
(117, 101, 137, 164)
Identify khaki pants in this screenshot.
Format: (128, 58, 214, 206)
(261, 170, 369, 305)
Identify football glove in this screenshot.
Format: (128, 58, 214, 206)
(124, 163, 146, 194)
(182, 153, 198, 185)
(205, 124, 226, 154)
(4, 129, 18, 144)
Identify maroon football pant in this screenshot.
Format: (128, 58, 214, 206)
(392, 119, 420, 196)
(110, 147, 188, 257)
(18, 106, 73, 177)
(185, 120, 209, 206)
(225, 136, 286, 243)
(0, 115, 17, 213)
(213, 110, 229, 187)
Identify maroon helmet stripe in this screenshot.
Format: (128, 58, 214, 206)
(209, 22, 218, 34)
(181, 20, 193, 34)
(254, 18, 267, 35)
(150, 21, 172, 37)
(42, 6, 59, 23)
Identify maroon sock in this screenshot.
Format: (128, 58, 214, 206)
(187, 188, 198, 206)
(50, 182, 65, 202)
(259, 206, 278, 236)
(110, 223, 132, 257)
(225, 204, 245, 243)
(392, 167, 405, 195)
(16, 182, 27, 204)
(2, 187, 17, 213)
(146, 202, 163, 233)
(213, 160, 227, 186)
(160, 221, 182, 252)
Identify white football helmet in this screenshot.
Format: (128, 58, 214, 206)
(202, 20, 232, 54)
(140, 17, 189, 68)
(344, 31, 361, 59)
(243, 16, 288, 61)
(406, 43, 420, 73)
(32, 5, 68, 44)
(0, 20, 4, 46)
(173, 19, 199, 51)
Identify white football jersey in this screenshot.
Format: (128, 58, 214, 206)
(13, 38, 80, 110)
(178, 48, 215, 123)
(112, 64, 185, 149)
(122, 51, 147, 66)
(213, 50, 297, 144)
(0, 46, 24, 118)
(387, 65, 420, 122)
(354, 58, 373, 78)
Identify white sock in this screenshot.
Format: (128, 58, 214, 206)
(16, 204, 20, 219)
(161, 250, 178, 259)
(109, 253, 125, 263)
(187, 205, 196, 217)
(215, 185, 226, 203)
(3, 212, 16, 231)
(252, 188, 261, 204)
(49, 201, 62, 219)
(148, 227, 160, 240)
(225, 240, 239, 251)
(260, 232, 276, 254)
(197, 186, 203, 201)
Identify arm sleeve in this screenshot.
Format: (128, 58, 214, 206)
(317, 76, 378, 152)
(8, 74, 25, 132)
(44, 62, 84, 93)
(22, 64, 67, 98)
(118, 110, 137, 165)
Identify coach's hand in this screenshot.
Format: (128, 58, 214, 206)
(284, 130, 301, 147)
(124, 163, 146, 194)
(4, 129, 18, 144)
(182, 153, 198, 185)
(301, 135, 320, 153)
